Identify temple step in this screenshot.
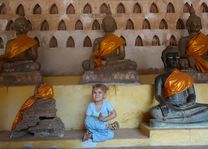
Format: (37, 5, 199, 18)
(0, 128, 149, 148)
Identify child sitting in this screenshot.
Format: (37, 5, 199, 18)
(83, 84, 119, 142)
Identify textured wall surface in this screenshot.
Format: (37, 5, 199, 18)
(0, 83, 208, 131)
(0, 0, 207, 75)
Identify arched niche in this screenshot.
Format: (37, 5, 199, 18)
(117, 3, 125, 13)
(159, 19, 168, 29)
(0, 37, 4, 49)
(135, 36, 143, 46)
(152, 35, 160, 46)
(183, 3, 190, 13)
(16, 4, 25, 16)
(142, 19, 151, 29)
(100, 3, 108, 14)
(120, 35, 126, 46)
(83, 3, 92, 14)
(176, 19, 185, 29)
(49, 36, 58, 48)
(126, 19, 134, 30)
(92, 20, 100, 30)
(0, 3, 6, 14)
(169, 35, 177, 46)
(34, 37, 40, 47)
(50, 4, 58, 14)
(6, 20, 14, 31)
(58, 20, 67, 30)
(75, 20, 83, 30)
(67, 36, 75, 48)
(28, 20, 32, 30)
(201, 2, 208, 13)
(83, 36, 92, 47)
(40, 20, 49, 31)
(66, 4, 75, 14)
(33, 4, 41, 14)
(150, 3, 158, 13)
(167, 2, 175, 13)
(133, 3, 142, 13)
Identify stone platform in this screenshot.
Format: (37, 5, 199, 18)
(80, 70, 139, 84)
(1, 126, 208, 148)
(0, 129, 149, 149)
(150, 119, 208, 129)
(185, 72, 208, 83)
(0, 71, 42, 86)
(140, 123, 208, 146)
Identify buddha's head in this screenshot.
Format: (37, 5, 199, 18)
(102, 5, 117, 33)
(186, 5, 202, 34)
(162, 46, 180, 69)
(14, 16, 32, 35)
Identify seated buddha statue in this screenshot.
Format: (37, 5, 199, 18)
(178, 5, 208, 72)
(82, 7, 137, 71)
(0, 16, 40, 72)
(150, 46, 208, 123)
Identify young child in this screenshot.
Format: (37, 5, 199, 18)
(83, 84, 119, 142)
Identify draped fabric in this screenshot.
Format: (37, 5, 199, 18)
(164, 69, 194, 98)
(0, 34, 37, 71)
(93, 33, 125, 68)
(187, 32, 208, 72)
(12, 83, 54, 130)
(5, 34, 37, 59)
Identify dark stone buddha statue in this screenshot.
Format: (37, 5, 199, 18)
(150, 46, 208, 125)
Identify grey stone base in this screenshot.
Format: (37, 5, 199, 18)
(150, 119, 208, 129)
(80, 70, 139, 84)
(182, 70, 208, 83)
(0, 71, 42, 86)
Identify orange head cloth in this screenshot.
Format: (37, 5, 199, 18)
(11, 83, 54, 130)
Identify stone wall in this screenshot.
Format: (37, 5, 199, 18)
(0, 0, 207, 75)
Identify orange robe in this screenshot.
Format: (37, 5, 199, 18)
(187, 32, 208, 72)
(5, 34, 37, 59)
(164, 69, 194, 98)
(0, 34, 37, 71)
(12, 83, 54, 130)
(93, 33, 125, 68)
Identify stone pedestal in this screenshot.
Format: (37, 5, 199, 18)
(80, 70, 139, 84)
(182, 70, 208, 83)
(187, 72, 208, 83)
(0, 71, 42, 86)
(140, 122, 208, 146)
(150, 119, 208, 129)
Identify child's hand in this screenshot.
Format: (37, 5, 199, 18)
(98, 113, 105, 121)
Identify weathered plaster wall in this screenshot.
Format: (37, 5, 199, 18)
(0, 83, 208, 131)
(0, 0, 207, 75)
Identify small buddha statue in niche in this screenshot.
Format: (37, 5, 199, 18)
(82, 6, 137, 72)
(0, 16, 40, 72)
(150, 46, 208, 124)
(178, 5, 208, 72)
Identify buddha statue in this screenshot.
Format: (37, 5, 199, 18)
(150, 46, 208, 124)
(178, 5, 208, 72)
(0, 16, 40, 72)
(82, 6, 137, 71)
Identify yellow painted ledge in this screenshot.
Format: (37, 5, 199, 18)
(0, 138, 150, 149)
(140, 123, 208, 146)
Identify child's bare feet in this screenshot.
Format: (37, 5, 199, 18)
(108, 121, 120, 130)
(82, 130, 92, 142)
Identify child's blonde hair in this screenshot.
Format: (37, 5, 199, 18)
(92, 84, 108, 93)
